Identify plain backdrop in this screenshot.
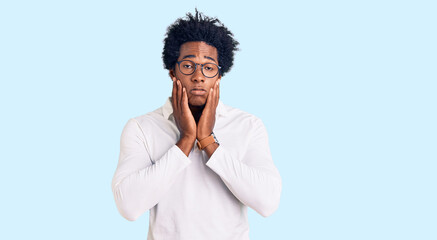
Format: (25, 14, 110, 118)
(1, 0, 436, 239)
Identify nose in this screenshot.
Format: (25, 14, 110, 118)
(191, 65, 205, 83)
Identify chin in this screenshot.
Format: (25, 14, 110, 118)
(188, 96, 206, 107)
(189, 102, 206, 107)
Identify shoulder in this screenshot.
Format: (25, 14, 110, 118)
(220, 102, 266, 131)
(132, 108, 163, 125)
(124, 105, 168, 134)
(216, 103, 269, 152)
(221, 102, 264, 124)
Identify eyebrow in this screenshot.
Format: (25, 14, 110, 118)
(181, 55, 217, 63)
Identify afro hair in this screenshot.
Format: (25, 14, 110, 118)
(162, 9, 239, 77)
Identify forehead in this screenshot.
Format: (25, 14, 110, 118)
(178, 41, 218, 61)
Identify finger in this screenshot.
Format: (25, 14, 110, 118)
(217, 81, 220, 106)
(177, 80, 183, 109)
(182, 87, 190, 113)
(209, 80, 218, 108)
(174, 78, 181, 114)
(215, 79, 220, 107)
(205, 87, 214, 110)
(171, 78, 177, 110)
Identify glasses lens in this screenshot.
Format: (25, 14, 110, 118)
(203, 63, 219, 78)
(179, 60, 196, 75)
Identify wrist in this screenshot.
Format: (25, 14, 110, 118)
(176, 135, 196, 157)
(197, 131, 212, 141)
(181, 134, 196, 142)
(196, 132, 219, 150)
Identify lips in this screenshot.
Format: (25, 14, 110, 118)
(190, 88, 207, 96)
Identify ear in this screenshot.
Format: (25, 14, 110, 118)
(169, 69, 176, 80)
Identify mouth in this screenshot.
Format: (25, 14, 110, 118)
(190, 88, 207, 96)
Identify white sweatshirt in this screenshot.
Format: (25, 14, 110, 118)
(111, 98, 282, 240)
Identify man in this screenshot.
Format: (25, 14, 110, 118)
(112, 10, 282, 240)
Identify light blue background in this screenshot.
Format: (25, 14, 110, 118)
(1, 0, 436, 239)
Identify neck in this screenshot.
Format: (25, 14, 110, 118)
(189, 104, 205, 123)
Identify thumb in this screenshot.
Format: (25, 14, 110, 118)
(182, 88, 191, 113)
(204, 87, 214, 111)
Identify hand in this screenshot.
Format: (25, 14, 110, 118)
(197, 79, 220, 140)
(171, 78, 197, 151)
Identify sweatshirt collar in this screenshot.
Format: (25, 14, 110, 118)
(162, 97, 228, 120)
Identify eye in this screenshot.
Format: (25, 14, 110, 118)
(180, 60, 195, 69)
(204, 64, 216, 72)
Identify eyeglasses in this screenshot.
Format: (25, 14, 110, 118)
(176, 60, 221, 78)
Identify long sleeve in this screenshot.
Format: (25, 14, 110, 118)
(206, 118, 282, 217)
(111, 118, 191, 221)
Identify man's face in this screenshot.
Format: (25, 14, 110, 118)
(170, 41, 221, 107)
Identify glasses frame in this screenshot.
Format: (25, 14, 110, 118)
(176, 60, 221, 78)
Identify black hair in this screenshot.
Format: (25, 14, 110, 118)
(162, 9, 239, 76)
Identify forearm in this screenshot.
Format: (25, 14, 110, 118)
(203, 142, 219, 158)
(112, 145, 191, 221)
(206, 146, 282, 217)
(176, 135, 196, 156)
